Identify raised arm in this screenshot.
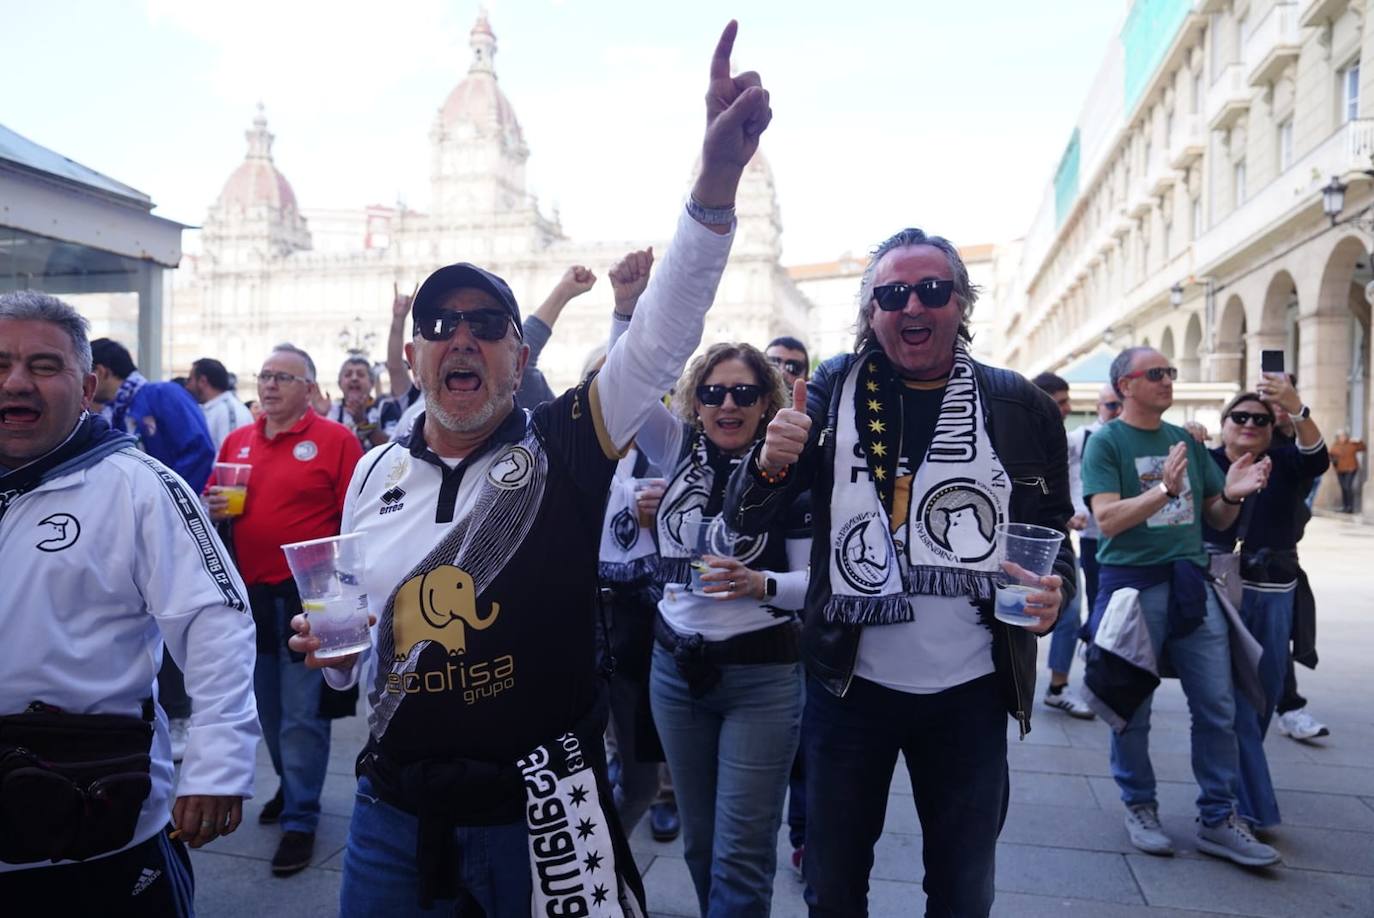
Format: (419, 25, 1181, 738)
(386, 282, 414, 398)
(595, 21, 771, 449)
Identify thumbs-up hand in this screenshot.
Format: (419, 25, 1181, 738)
(759, 377, 812, 474)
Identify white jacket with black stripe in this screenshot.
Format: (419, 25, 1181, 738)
(0, 444, 260, 870)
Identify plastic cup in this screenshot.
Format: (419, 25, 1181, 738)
(992, 523, 1064, 628)
(630, 477, 667, 496)
(281, 533, 371, 659)
(686, 517, 738, 593)
(212, 463, 252, 517)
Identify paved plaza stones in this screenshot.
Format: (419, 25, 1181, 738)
(188, 516, 1374, 917)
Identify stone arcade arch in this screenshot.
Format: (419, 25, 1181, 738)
(1214, 294, 1247, 388)
(1181, 313, 1203, 382)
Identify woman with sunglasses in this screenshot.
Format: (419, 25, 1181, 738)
(621, 337, 809, 916)
(1204, 379, 1328, 832)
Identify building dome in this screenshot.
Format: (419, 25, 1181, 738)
(216, 105, 299, 213)
(437, 13, 526, 150)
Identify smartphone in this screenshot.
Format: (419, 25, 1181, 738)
(1261, 349, 1285, 374)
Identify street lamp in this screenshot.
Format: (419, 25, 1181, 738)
(1322, 175, 1347, 226)
(1169, 283, 1184, 307)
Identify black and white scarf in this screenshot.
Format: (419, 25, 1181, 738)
(825, 346, 1010, 624)
(654, 427, 768, 586)
(598, 451, 658, 584)
(100, 370, 146, 434)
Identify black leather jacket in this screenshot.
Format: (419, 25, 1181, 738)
(724, 353, 1076, 737)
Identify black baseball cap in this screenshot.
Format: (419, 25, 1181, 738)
(411, 263, 523, 339)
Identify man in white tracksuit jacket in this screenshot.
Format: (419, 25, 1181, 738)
(0, 291, 260, 915)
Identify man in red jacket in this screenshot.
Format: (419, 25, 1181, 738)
(209, 342, 363, 876)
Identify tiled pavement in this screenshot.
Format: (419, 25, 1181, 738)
(189, 515, 1374, 916)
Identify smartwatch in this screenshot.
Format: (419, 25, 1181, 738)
(1157, 481, 1178, 500)
(764, 576, 778, 600)
(1296, 404, 1311, 421)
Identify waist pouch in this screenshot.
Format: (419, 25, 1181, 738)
(0, 703, 154, 864)
(655, 614, 800, 698)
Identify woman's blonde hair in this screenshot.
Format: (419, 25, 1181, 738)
(671, 342, 786, 437)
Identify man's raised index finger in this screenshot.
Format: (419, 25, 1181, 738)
(710, 20, 738, 81)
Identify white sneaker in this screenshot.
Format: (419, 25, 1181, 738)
(1276, 707, 1329, 741)
(1124, 804, 1174, 856)
(1043, 688, 1096, 720)
(168, 717, 189, 763)
(1196, 814, 1282, 867)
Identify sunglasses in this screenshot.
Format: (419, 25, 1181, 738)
(416, 309, 514, 343)
(1123, 366, 1178, 383)
(696, 384, 764, 408)
(257, 370, 312, 385)
(766, 356, 806, 377)
(1228, 410, 1273, 427)
(1101, 400, 1122, 411)
(872, 279, 956, 311)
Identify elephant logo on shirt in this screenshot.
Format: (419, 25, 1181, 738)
(392, 564, 500, 658)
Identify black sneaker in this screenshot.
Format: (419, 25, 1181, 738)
(271, 831, 315, 877)
(258, 787, 285, 825)
(649, 800, 680, 842)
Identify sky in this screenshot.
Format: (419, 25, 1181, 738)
(5, 0, 1129, 265)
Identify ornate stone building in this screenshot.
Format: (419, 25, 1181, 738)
(996, 0, 1373, 513)
(167, 13, 811, 395)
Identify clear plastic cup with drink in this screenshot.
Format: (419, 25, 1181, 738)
(686, 517, 738, 593)
(281, 533, 371, 659)
(992, 522, 1065, 628)
(212, 463, 252, 517)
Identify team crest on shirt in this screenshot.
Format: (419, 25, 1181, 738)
(385, 456, 409, 486)
(487, 446, 534, 490)
(293, 440, 318, 461)
(236, 446, 250, 459)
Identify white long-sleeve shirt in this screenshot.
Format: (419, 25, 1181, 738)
(0, 447, 260, 870)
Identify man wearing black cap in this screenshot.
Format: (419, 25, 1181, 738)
(289, 21, 770, 916)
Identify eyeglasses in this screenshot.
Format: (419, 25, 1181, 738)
(1100, 400, 1122, 411)
(766, 356, 806, 377)
(696, 384, 764, 407)
(257, 371, 312, 385)
(1228, 411, 1273, 427)
(872, 279, 956, 311)
(1122, 366, 1178, 383)
(417, 309, 514, 343)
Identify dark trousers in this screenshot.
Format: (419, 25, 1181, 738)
(1277, 654, 1307, 715)
(1080, 537, 1101, 616)
(1337, 471, 1358, 513)
(0, 826, 194, 917)
(802, 674, 1008, 918)
(787, 742, 806, 849)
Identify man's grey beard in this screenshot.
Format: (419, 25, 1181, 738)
(423, 376, 516, 434)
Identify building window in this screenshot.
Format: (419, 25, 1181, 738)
(1342, 59, 1361, 123)
(1278, 118, 1294, 171)
(1234, 159, 1247, 205)
(1144, 140, 1153, 172)
(1163, 219, 1172, 261)
(1166, 111, 1174, 145)
(1191, 71, 1203, 113)
(1192, 196, 1204, 239)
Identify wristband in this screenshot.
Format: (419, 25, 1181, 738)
(755, 452, 790, 485)
(612, 310, 633, 322)
(1157, 481, 1178, 500)
(1221, 492, 1244, 506)
(686, 195, 736, 225)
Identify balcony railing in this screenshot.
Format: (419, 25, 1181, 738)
(1169, 112, 1206, 169)
(1207, 63, 1252, 131)
(1194, 118, 1374, 268)
(1247, 2, 1302, 87)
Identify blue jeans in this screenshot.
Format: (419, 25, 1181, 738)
(253, 597, 331, 835)
(802, 673, 1008, 918)
(649, 645, 802, 918)
(1047, 571, 1083, 676)
(1234, 584, 1294, 828)
(1110, 581, 1239, 826)
(340, 776, 530, 918)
